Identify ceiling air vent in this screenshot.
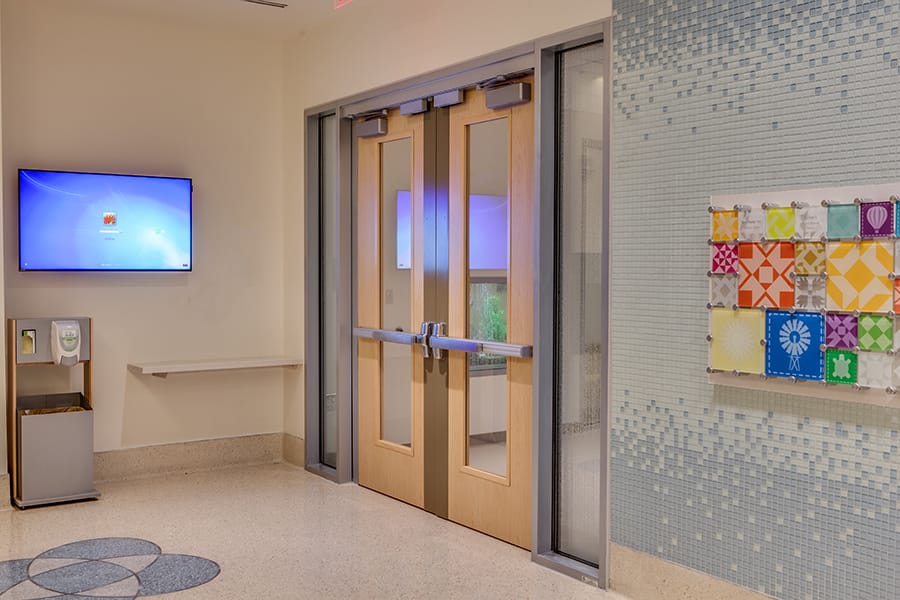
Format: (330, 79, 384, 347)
(242, 0, 288, 8)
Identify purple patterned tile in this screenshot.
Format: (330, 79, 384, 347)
(825, 313, 858, 349)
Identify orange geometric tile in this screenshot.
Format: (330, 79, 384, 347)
(738, 242, 795, 308)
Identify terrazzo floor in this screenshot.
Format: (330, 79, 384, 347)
(0, 463, 626, 599)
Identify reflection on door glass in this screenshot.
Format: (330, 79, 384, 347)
(466, 118, 509, 477)
(380, 137, 413, 447)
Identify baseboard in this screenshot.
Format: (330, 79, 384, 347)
(0, 473, 10, 511)
(610, 544, 774, 600)
(282, 433, 305, 467)
(94, 433, 283, 483)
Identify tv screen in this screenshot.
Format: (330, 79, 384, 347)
(19, 169, 192, 271)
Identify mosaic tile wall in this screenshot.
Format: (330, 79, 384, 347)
(611, 2, 900, 599)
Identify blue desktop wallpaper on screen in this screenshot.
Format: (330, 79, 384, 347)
(19, 170, 192, 271)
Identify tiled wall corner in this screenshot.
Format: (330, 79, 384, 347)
(611, 2, 900, 599)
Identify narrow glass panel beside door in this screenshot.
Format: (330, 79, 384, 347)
(319, 114, 338, 468)
(555, 41, 606, 566)
(380, 137, 414, 447)
(466, 118, 509, 477)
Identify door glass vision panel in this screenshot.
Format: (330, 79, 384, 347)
(554, 41, 606, 566)
(466, 118, 509, 478)
(380, 137, 413, 447)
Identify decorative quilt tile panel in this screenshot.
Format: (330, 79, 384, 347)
(712, 210, 739, 242)
(765, 311, 825, 380)
(739, 209, 764, 242)
(709, 275, 738, 307)
(793, 275, 826, 310)
(860, 202, 894, 238)
(796, 205, 827, 240)
(825, 313, 858, 349)
(857, 314, 893, 352)
(709, 308, 765, 374)
(766, 207, 796, 240)
(825, 348, 858, 385)
(826, 204, 859, 239)
(857, 351, 893, 389)
(794, 242, 826, 275)
(711, 243, 738, 274)
(825, 241, 893, 313)
(738, 242, 795, 308)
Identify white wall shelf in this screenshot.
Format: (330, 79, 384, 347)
(128, 357, 302, 378)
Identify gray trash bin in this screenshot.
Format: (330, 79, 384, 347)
(16, 392, 97, 508)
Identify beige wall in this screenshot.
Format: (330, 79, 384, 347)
(2, 0, 289, 452)
(283, 0, 612, 437)
(0, 0, 611, 458)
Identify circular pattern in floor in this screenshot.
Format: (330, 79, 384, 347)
(0, 537, 220, 598)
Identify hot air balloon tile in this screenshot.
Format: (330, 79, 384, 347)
(825, 348, 857, 385)
(860, 201, 894, 238)
(765, 310, 825, 380)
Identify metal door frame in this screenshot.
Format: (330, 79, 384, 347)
(303, 17, 611, 587)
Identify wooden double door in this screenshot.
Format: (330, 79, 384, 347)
(354, 80, 534, 548)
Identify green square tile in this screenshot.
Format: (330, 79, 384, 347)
(825, 348, 857, 385)
(827, 204, 859, 239)
(858, 314, 893, 351)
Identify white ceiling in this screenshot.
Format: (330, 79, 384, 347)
(79, 0, 357, 39)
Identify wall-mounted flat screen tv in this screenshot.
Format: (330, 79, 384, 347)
(19, 169, 192, 271)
